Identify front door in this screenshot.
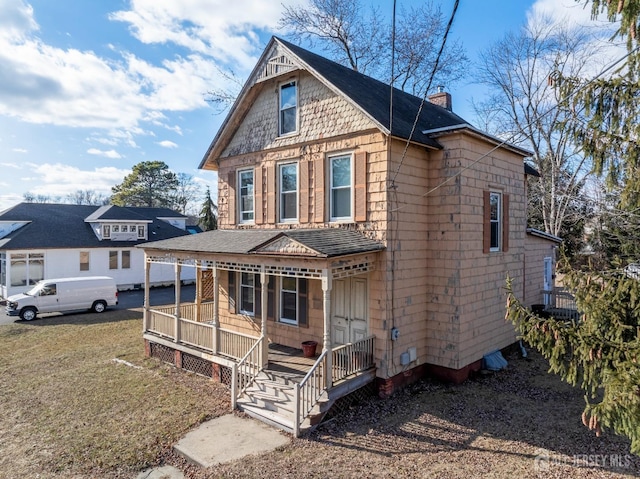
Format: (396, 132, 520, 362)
(331, 276, 368, 345)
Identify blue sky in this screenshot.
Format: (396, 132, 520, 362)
(0, 0, 610, 212)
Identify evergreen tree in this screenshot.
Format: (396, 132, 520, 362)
(505, 271, 640, 454)
(111, 161, 178, 208)
(199, 187, 218, 231)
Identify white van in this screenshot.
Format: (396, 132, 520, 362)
(5, 276, 118, 321)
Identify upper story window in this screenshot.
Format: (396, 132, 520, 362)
(330, 154, 353, 221)
(490, 192, 501, 251)
(484, 190, 509, 253)
(279, 81, 297, 136)
(238, 169, 254, 223)
(137, 225, 145, 239)
(103, 225, 111, 239)
(279, 162, 298, 222)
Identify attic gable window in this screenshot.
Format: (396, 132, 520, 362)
(279, 81, 297, 136)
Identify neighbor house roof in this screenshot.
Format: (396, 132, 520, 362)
(141, 228, 385, 258)
(0, 203, 190, 250)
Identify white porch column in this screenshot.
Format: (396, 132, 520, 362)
(195, 260, 202, 322)
(143, 254, 150, 332)
(322, 269, 333, 388)
(174, 261, 181, 343)
(260, 268, 269, 367)
(212, 262, 219, 354)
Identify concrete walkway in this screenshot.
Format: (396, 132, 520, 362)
(136, 414, 290, 478)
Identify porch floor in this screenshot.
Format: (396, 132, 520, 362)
(266, 343, 316, 379)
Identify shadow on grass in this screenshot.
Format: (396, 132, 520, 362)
(311, 350, 640, 477)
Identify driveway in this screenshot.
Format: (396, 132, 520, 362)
(0, 284, 196, 325)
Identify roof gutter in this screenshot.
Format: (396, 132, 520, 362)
(422, 123, 533, 157)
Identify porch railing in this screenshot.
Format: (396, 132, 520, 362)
(294, 350, 327, 437)
(231, 336, 264, 410)
(151, 303, 214, 322)
(147, 309, 174, 338)
(218, 328, 260, 360)
(180, 318, 213, 350)
(542, 288, 580, 320)
(332, 335, 376, 383)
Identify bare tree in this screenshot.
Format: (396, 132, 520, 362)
(171, 173, 202, 215)
(475, 17, 604, 239)
(23, 192, 55, 203)
(279, 0, 468, 94)
(66, 189, 109, 206)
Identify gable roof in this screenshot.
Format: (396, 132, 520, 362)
(0, 203, 190, 250)
(141, 228, 385, 258)
(200, 36, 472, 169)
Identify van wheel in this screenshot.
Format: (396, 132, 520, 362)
(92, 301, 107, 313)
(20, 307, 37, 321)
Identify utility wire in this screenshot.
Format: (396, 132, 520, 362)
(390, 0, 460, 186)
(389, 44, 640, 213)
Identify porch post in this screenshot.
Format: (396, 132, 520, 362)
(174, 260, 181, 343)
(195, 260, 202, 322)
(143, 254, 150, 333)
(260, 267, 269, 367)
(322, 269, 333, 388)
(212, 262, 219, 354)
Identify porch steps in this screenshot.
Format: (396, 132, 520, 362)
(237, 368, 377, 435)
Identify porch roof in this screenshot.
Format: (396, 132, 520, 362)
(140, 228, 385, 258)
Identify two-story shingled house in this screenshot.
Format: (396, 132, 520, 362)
(140, 37, 558, 435)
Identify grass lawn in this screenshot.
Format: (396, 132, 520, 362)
(0, 309, 228, 479)
(0, 310, 639, 479)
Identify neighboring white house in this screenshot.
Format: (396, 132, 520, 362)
(0, 203, 196, 298)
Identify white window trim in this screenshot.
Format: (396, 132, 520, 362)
(238, 169, 255, 224)
(278, 80, 298, 137)
(279, 161, 299, 223)
(329, 153, 354, 222)
(490, 191, 502, 252)
(102, 224, 111, 239)
(279, 277, 299, 325)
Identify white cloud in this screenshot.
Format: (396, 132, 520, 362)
(0, 162, 20, 169)
(12, 148, 27, 153)
(87, 148, 122, 158)
(158, 140, 178, 148)
(20, 163, 130, 199)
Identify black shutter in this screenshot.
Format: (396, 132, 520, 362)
(255, 274, 262, 319)
(228, 271, 236, 313)
(298, 278, 308, 328)
(267, 276, 275, 321)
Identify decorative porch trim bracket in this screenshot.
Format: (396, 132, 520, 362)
(322, 269, 333, 389)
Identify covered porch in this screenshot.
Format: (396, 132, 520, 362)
(140, 228, 384, 435)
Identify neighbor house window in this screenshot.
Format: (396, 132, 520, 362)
(137, 225, 145, 239)
(103, 225, 111, 239)
(109, 251, 118, 270)
(122, 251, 131, 269)
(80, 251, 90, 271)
(112, 225, 120, 233)
(238, 169, 254, 223)
(279, 81, 297, 135)
(0, 253, 6, 287)
(330, 154, 353, 221)
(10, 253, 44, 287)
(279, 162, 298, 222)
(240, 272, 255, 315)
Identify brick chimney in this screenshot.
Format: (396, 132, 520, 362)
(428, 86, 452, 111)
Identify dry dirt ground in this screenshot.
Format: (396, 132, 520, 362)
(0, 310, 639, 479)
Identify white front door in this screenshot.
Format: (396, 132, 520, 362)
(331, 276, 368, 345)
